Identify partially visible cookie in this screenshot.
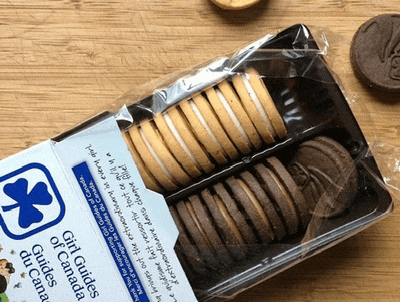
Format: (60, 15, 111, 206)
(176, 200, 220, 269)
(166, 107, 215, 174)
(192, 93, 239, 160)
(213, 182, 258, 245)
(210, 0, 261, 10)
(188, 195, 233, 266)
(266, 157, 311, 229)
(218, 81, 262, 150)
(153, 113, 203, 178)
(350, 14, 400, 93)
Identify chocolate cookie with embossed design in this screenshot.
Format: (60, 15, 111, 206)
(350, 14, 400, 93)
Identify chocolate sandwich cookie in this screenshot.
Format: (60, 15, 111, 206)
(254, 163, 299, 235)
(201, 188, 247, 260)
(240, 170, 286, 240)
(287, 136, 358, 217)
(169, 205, 208, 275)
(314, 136, 358, 200)
(225, 177, 274, 244)
(188, 195, 234, 267)
(351, 14, 400, 93)
(176, 200, 221, 269)
(213, 182, 258, 245)
(265, 157, 311, 229)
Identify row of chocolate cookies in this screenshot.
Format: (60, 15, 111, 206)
(123, 67, 287, 193)
(168, 136, 358, 276)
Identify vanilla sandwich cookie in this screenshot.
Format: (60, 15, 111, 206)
(140, 120, 192, 186)
(192, 93, 239, 160)
(246, 68, 287, 139)
(218, 81, 262, 149)
(205, 87, 252, 154)
(201, 188, 247, 260)
(179, 98, 228, 164)
(226, 177, 274, 244)
(165, 107, 215, 173)
(122, 131, 163, 193)
(232, 73, 275, 143)
(128, 125, 179, 191)
(153, 114, 202, 178)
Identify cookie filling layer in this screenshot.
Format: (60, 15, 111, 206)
(213, 194, 246, 246)
(163, 111, 202, 171)
(237, 178, 275, 241)
(242, 73, 277, 137)
(215, 88, 252, 147)
(139, 127, 179, 186)
(189, 99, 228, 158)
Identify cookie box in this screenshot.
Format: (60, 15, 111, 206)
(0, 24, 394, 302)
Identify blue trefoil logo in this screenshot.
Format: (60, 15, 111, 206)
(0, 163, 65, 240)
(2, 178, 53, 229)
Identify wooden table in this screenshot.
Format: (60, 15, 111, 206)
(0, 0, 399, 301)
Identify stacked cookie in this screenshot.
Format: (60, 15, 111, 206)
(123, 67, 287, 193)
(169, 137, 358, 276)
(287, 136, 358, 218)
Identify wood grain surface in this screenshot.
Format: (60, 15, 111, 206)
(0, 0, 400, 301)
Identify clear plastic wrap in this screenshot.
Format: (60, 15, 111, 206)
(110, 24, 396, 301)
(1, 24, 398, 301)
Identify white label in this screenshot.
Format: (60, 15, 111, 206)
(0, 116, 197, 302)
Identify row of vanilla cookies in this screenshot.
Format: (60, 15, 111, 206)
(169, 136, 358, 276)
(123, 67, 287, 193)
